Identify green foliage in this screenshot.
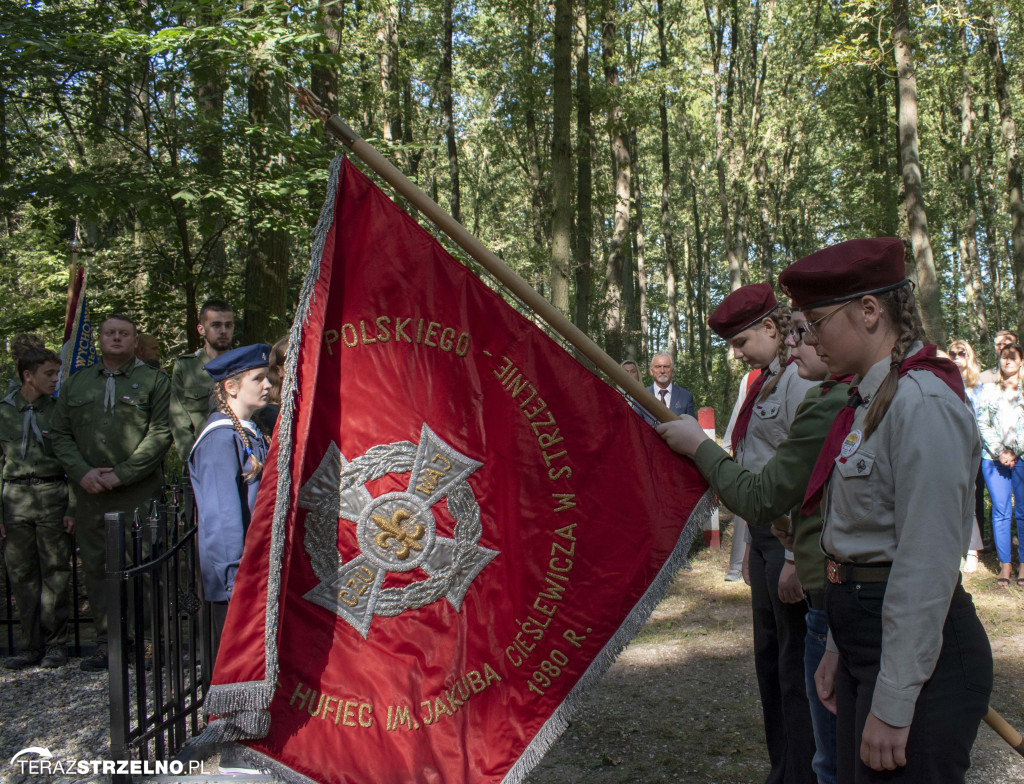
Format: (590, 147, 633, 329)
(1, 0, 1022, 403)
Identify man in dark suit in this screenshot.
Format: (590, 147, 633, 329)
(647, 352, 696, 419)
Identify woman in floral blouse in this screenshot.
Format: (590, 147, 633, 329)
(975, 342, 1024, 586)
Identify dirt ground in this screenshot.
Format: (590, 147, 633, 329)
(525, 519, 1024, 784)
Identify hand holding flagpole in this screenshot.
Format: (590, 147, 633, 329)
(290, 85, 677, 425)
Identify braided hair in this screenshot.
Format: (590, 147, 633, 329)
(213, 376, 264, 482)
(862, 284, 925, 440)
(757, 303, 793, 402)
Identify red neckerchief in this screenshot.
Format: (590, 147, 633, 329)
(800, 345, 964, 515)
(731, 357, 796, 450)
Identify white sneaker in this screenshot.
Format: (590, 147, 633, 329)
(724, 570, 742, 582)
(964, 551, 979, 573)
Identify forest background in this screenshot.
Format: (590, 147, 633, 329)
(1, 0, 1023, 417)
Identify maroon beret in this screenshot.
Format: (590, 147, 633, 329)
(778, 238, 908, 310)
(708, 283, 779, 339)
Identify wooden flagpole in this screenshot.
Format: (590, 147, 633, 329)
(290, 85, 677, 425)
(984, 708, 1024, 758)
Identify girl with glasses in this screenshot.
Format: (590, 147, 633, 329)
(778, 238, 991, 783)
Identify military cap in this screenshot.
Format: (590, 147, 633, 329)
(204, 344, 271, 382)
(708, 283, 779, 339)
(778, 237, 908, 310)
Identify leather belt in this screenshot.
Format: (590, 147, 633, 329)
(805, 590, 826, 610)
(4, 475, 66, 486)
(826, 558, 892, 585)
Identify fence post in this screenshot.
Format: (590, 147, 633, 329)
(105, 511, 130, 784)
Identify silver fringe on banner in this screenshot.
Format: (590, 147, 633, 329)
(194, 154, 344, 746)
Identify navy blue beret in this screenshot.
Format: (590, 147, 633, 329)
(204, 343, 271, 381)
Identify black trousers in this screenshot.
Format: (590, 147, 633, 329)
(748, 525, 817, 784)
(827, 581, 992, 783)
(975, 466, 988, 542)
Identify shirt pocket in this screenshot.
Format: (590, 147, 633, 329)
(117, 391, 153, 436)
(120, 391, 152, 411)
(753, 401, 780, 419)
(65, 389, 98, 426)
(181, 383, 212, 412)
(833, 450, 878, 523)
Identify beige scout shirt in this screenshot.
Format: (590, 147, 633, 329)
(821, 343, 981, 727)
(734, 356, 818, 473)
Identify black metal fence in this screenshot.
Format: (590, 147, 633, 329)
(105, 476, 212, 782)
(2, 474, 214, 781)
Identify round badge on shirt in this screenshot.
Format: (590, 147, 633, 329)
(840, 430, 862, 459)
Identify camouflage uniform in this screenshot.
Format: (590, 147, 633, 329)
(50, 358, 171, 646)
(0, 390, 73, 658)
(170, 348, 214, 463)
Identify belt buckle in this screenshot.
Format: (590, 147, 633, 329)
(826, 560, 844, 584)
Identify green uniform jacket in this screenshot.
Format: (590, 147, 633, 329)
(170, 348, 214, 463)
(693, 379, 851, 592)
(0, 390, 74, 523)
(50, 358, 172, 488)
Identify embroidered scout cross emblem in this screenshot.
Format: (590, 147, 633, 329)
(299, 424, 499, 638)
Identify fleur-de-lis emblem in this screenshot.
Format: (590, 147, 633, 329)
(371, 508, 425, 560)
(299, 425, 500, 638)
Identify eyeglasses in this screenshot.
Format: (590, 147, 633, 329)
(787, 325, 808, 347)
(805, 300, 854, 339)
(950, 350, 968, 359)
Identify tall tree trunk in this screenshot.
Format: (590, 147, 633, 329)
(440, 0, 461, 223)
(690, 172, 710, 379)
(521, 7, 548, 262)
(193, 5, 226, 300)
(755, 156, 772, 282)
(354, 0, 374, 133)
(978, 97, 1004, 328)
(657, 0, 680, 363)
(984, 12, 1024, 338)
(630, 130, 647, 358)
(892, 0, 944, 343)
(377, 0, 400, 147)
(959, 81, 989, 345)
(0, 87, 11, 239)
(312, 0, 342, 114)
(244, 2, 291, 343)
(601, 0, 631, 360)
(573, 4, 593, 332)
(683, 235, 694, 359)
(707, 2, 741, 291)
(550, 0, 573, 313)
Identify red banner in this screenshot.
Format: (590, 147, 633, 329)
(202, 157, 710, 783)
